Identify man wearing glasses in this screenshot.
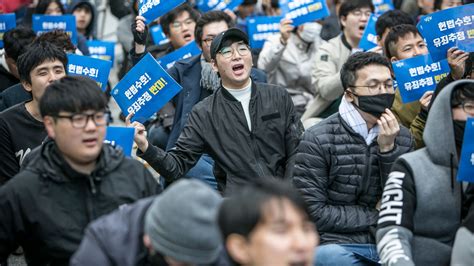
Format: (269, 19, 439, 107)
(293, 52, 413, 265)
(377, 80, 474, 265)
(0, 76, 160, 265)
(128, 28, 302, 196)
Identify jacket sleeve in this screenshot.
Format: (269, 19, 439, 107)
(69, 226, 112, 266)
(376, 160, 417, 266)
(311, 43, 344, 101)
(293, 134, 379, 232)
(257, 35, 286, 74)
(283, 91, 304, 180)
(0, 184, 23, 262)
(129, 47, 146, 66)
(409, 109, 427, 149)
(0, 118, 18, 184)
(138, 107, 206, 182)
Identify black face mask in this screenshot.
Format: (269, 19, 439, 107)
(351, 93, 396, 118)
(453, 120, 466, 151)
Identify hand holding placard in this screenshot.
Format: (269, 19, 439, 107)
(125, 113, 149, 153)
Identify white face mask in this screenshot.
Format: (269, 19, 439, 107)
(299, 22, 320, 43)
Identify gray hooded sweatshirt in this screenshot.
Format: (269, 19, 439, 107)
(375, 80, 474, 266)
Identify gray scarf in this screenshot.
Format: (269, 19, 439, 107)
(200, 60, 221, 92)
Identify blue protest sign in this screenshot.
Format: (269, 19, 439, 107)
(138, 0, 185, 24)
(359, 14, 378, 51)
(112, 53, 182, 123)
(0, 14, 16, 49)
(372, 0, 394, 15)
(67, 54, 112, 92)
(247, 16, 282, 49)
(150, 24, 170, 46)
(392, 54, 450, 103)
(87, 40, 115, 65)
(32, 15, 77, 45)
(105, 126, 135, 157)
(417, 4, 474, 62)
(197, 0, 243, 12)
(280, 0, 330, 26)
(157, 41, 201, 69)
(457, 118, 474, 182)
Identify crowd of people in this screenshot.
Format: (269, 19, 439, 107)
(0, 0, 473, 265)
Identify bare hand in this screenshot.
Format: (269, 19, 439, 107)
(377, 109, 400, 153)
(447, 47, 469, 80)
(419, 90, 433, 111)
(367, 45, 383, 55)
(279, 18, 294, 43)
(125, 113, 149, 152)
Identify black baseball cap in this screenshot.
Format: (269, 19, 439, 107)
(210, 28, 249, 60)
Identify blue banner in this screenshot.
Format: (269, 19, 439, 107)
(247, 16, 282, 49)
(197, 0, 244, 12)
(0, 14, 16, 49)
(157, 41, 201, 69)
(417, 4, 474, 62)
(280, 0, 330, 26)
(87, 40, 115, 65)
(32, 15, 77, 45)
(372, 0, 394, 15)
(112, 53, 182, 123)
(105, 126, 135, 157)
(392, 54, 450, 103)
(150, 24, 170, 46)
(67, 54, 112, 92)
(457, 118, 474, 182)
(359, 14, 378, 51)
(138, 0, 185, 24)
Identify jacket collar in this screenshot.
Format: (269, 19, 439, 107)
(341, 33, 353, 51)
(219, 78, 256, 102)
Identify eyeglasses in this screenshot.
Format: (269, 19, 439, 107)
(171, 18, 195, 30)
(349, 81, 395, 93)
(457, 101, 474, 116)
(218, 43, 251, 59)
(202, 36, 215, 47)
(350, 10, 372, 18)
(54, 112, 108, 129)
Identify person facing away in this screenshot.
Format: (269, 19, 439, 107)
(0, 41, 67, 184)
(218, 178, 319, 266)
(0, 76, 161, 265)
(376, 80, 474, 266)
(71, 179, 222, 266)
(293, 51, 414, 265)
(127, 28, 303, 196)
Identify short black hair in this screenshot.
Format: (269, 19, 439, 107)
(40, 76, 107, 117)
(339, 0, 374, 29)
(17, 41, 68, 84)
(195, 11, 234, 45)
(3, 27, 36, 62)
(33, 29, 76, 52)
(452, 82, 474, 107)
(160, 3, 200, 36)
(218, 178, 311, 240)
(35, 0, 65, 14)
(375, 10, 414, 38)
(241, 0, 258, 5)
(383, 24, 421, 59)
(340, 52, 391, 90)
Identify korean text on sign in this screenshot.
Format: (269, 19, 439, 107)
(157, 41, 201, 69)
(0, 14, 16, 49)
(372, 0, 394, 15)
(247, 16, 282, 49)
(392, 54, 450, 103)
(138, 0, 186, 24)
(87, 40, 116, 64)
(359, 13, 378, 51)
(197, 0, 244, 12)
(104, 127, 135, 157)
(417, 4, 474, 62)
(32, 15, 78, 45)
(112, 53, 182, 123)
(67, 53, 113, 92)
(457, 118, 474, 182)
(280, 0, 330, 26)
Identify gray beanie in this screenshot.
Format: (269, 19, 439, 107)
(144, 179, 222, 264)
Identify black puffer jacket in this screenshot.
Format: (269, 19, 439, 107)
(293, 113, 413, 244)
(0, 140, 161, 265)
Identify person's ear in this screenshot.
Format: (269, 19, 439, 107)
(21, 80, 32, 93)
(43, 116, 57, 140)
(142, 234, 154, 253)
(340, 15, 347, 28)
(390, 56, 398, 63)
(226, 234, 251, 264)
(211, 59, 219, 72)
(345, 89, 355, 103)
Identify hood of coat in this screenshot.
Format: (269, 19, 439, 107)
(25, 139, 125, 183)
(424, 79, 474, 167)
(68, 0, 97, 39)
